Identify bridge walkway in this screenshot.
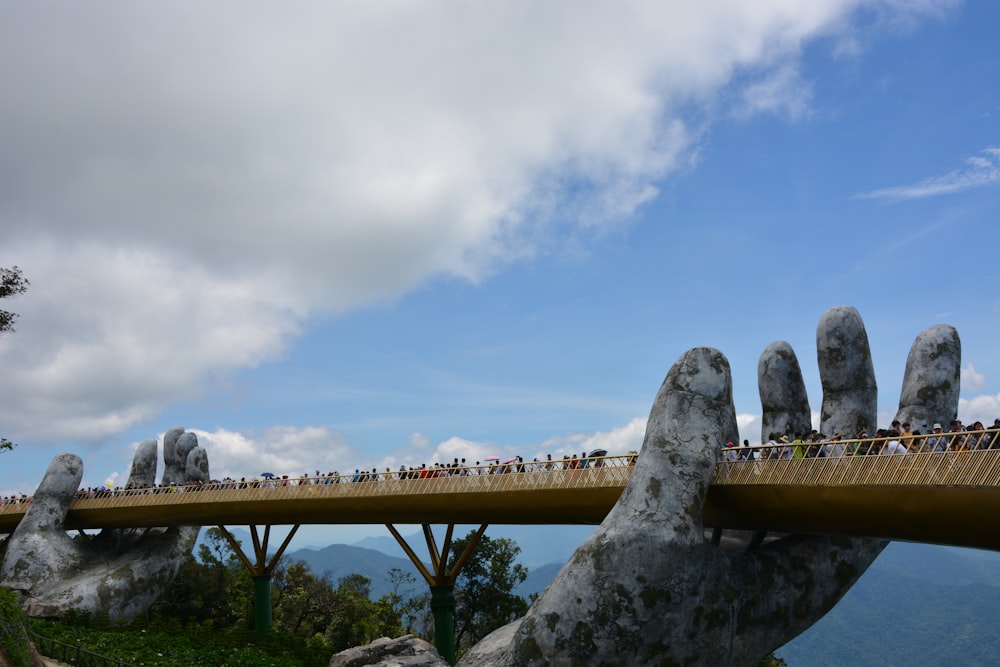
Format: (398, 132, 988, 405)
(2, 428, 999, 551)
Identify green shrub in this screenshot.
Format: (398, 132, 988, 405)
(0, 588, 33, 667)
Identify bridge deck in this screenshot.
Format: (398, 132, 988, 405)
(3, 430, 999, 551)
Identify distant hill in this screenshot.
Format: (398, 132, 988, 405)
(515, 562, 563, 600)
(777, 541, 1000, 665)
(286, 544, 423, 600)
(352, 525, 596, 568)
(204, 527, 1000, 665)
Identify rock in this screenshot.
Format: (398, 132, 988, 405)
(894, 324, 960, 429)
(0, 429, 208, 622)
(459, 307, 951, 666)
(456, 621, 519, 666)
(758, 340, 811, 439)
(817, 305, 877, 436)
(329, 635, 448, 667)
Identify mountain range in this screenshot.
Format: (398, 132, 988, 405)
(206, 527, 1000, 664)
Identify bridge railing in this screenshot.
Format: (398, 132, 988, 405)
(29, 630, 136, 667)
(715, 428, 1000, 487)
(3, 431, 999, 523)
(0, 455, 638, 517)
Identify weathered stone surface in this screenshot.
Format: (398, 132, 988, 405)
(457, 621, 519, 665)
(458, 307, 954, 666)
(1, 454, 84, 587)
(817, 306, 877, 437)
(328, 635, 448, 667)
(895, 324, 961, 430)
(0, 428, 208, 621)
(759, 340, 811, 439)
(127, 439, 158, 488)
(160, 426, 186, 486)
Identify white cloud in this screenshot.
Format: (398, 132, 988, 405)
(106, 425, 354, 490)
(535, 418, 648, 459)
(855, 147, 1000, 201)
(962, 362, 988, 393)
(0, 1, 950, 444)
(0, 245, 303, 443)
(959, 394, 1000, 428)
(409, 433, 431, 450)
(737, 413, 762, 445)
(733, 64, 814, 122)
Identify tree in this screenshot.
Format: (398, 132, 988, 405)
(324, 573, 403, 651)
(151, 527, 252, 629)
(385, 567, 423, 634)
(1, 265, 28, 453)
(448, 532, 529, 652)
(0, 265, 29, 334)
(272, 561, 337, 637)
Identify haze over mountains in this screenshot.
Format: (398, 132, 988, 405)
(209, 527, 1000, 664)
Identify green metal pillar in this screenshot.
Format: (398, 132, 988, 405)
(252, 574, 273, 636)
(387, 523, 488, 666)
(430, 584, 457, 665)
(215, 525, 299, 640)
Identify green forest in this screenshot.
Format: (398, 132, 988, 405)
(2, 528, 528, 667)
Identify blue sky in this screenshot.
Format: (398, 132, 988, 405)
(1, 1, 998, 547)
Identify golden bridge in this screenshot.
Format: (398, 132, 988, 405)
(4, 428, 999, 661)
(3, 429, 999, 551)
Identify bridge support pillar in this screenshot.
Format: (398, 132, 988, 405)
(388, 522, 488, 665)
(430, 584, 457, 665)
(216, 524, 300, 637)
(252, 574, 273, 635)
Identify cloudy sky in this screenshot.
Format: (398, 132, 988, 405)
(1, 1, 998, 546)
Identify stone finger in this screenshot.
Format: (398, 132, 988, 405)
(185, 446, 210, 483)
(894, 324, 960, 429)
(162, 429, 198, 487)
(126, 439, 158, 489)
(758, 340, 811, 440)
(160, 426, 185, 486)
(817, 306, 877, 437)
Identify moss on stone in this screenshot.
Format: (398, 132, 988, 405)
(639, 586, 670, 610)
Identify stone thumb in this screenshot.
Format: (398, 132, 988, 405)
(611, 347, 737, 541)
(18, 453, 82, 533)
(1, 453, 82, 588)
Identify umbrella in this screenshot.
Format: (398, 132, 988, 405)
(588, 448, 608, 458)
(501, 456, 518, 465)
(260, 472, 276, 479)
(484, 456, 501, 462)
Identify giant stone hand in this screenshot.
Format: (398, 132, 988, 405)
(1, 427, 209, 620)
(461, 306, 960, 665)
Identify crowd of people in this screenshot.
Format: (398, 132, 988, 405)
(0, 451, 639, 506)
(721, 418, 1000, 461)
(8, 421, 1000, 506)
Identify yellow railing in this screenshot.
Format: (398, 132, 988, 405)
(715, 428, 1000, 487)
(0, 456, 637, 527)
(2, 430, 999, 532)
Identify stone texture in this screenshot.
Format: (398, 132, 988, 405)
(457, 307, 956, 666)
(127, 439, 158, 488)
(160, 426, 186, 486)
(328, 635, 448, 667)
(817, 306, 877, 437)
(0, 428, 208, 621)
(894, 324, 961, 430)
(758, 340, 811, 439)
